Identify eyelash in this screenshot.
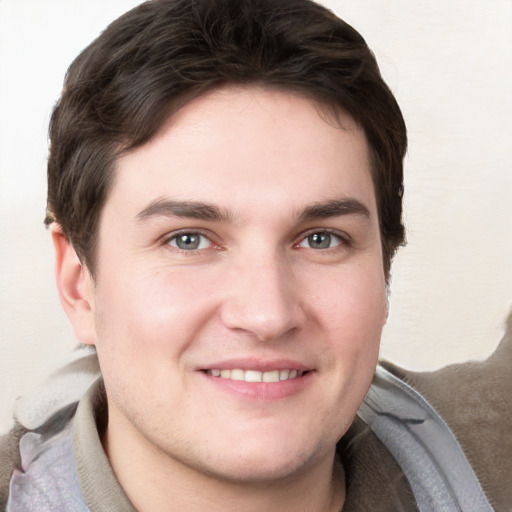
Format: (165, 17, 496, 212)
(161, 228, 351, 254)
(294, 229, 351, 251)
(161, 229, 219, 254)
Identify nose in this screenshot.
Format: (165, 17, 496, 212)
(219, 252, 305, 342)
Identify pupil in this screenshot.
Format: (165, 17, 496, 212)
(177, 234, 199, 250)
(309, 233, 330, 249)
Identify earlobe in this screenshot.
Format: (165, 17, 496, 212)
(51, 224, 96, 346)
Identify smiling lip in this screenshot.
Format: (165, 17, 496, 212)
(199, 359, 313, 401)
(205, 368, 305, 382)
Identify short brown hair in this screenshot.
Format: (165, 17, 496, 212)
(46, 0, 407, 277)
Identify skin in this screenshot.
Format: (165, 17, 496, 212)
(54, 86, 388, 512)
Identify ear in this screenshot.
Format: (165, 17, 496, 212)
(381, 283, 390, 328)
(51, 224, 97, 346)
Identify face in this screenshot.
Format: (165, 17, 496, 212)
(79, 87, 387, 484)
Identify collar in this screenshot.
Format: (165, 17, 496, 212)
(72, 376, 417, 512)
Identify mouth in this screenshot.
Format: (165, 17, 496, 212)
(199, 359, 313, 400)
(203, 368, 307, 383)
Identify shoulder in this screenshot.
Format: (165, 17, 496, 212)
(0, 349, 100, 510)
(382, 313, 512, 511)
(0, 424, 26, 509)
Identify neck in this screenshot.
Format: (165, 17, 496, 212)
(103, 412, 345, 512)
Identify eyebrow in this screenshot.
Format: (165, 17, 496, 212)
(136, 197, 370, 224)
(136, 199, 232, 222)
(298, 198, 371, 222)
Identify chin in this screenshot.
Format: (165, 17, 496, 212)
(191, 426, 331, 484)
(202, 449, 313, 484)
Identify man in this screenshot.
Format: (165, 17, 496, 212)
(1, 0, 510, 510)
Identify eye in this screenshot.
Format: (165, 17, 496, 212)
(298, 231, 344, 250)
(166, 232, 212, 251)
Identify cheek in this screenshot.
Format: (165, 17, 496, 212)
(90, 275, 189, 409)
(305, 264, 386, 384)
(92, 269, 216, 357)
(306, 263, 387, 336)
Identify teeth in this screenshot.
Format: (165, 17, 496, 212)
(206, 368, 305, 382)
(230, 369, 245, 381)
(262, 370, 280, 382)
(245, 370, 262, 382)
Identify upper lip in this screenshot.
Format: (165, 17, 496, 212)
(199, 358, 312, 372)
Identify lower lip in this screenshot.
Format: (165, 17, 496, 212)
(200, 371, 313, 401)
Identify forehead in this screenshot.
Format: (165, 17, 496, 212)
(106, 86, 376, 222)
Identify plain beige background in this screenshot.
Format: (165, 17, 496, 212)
(1, 0, 511, 433)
